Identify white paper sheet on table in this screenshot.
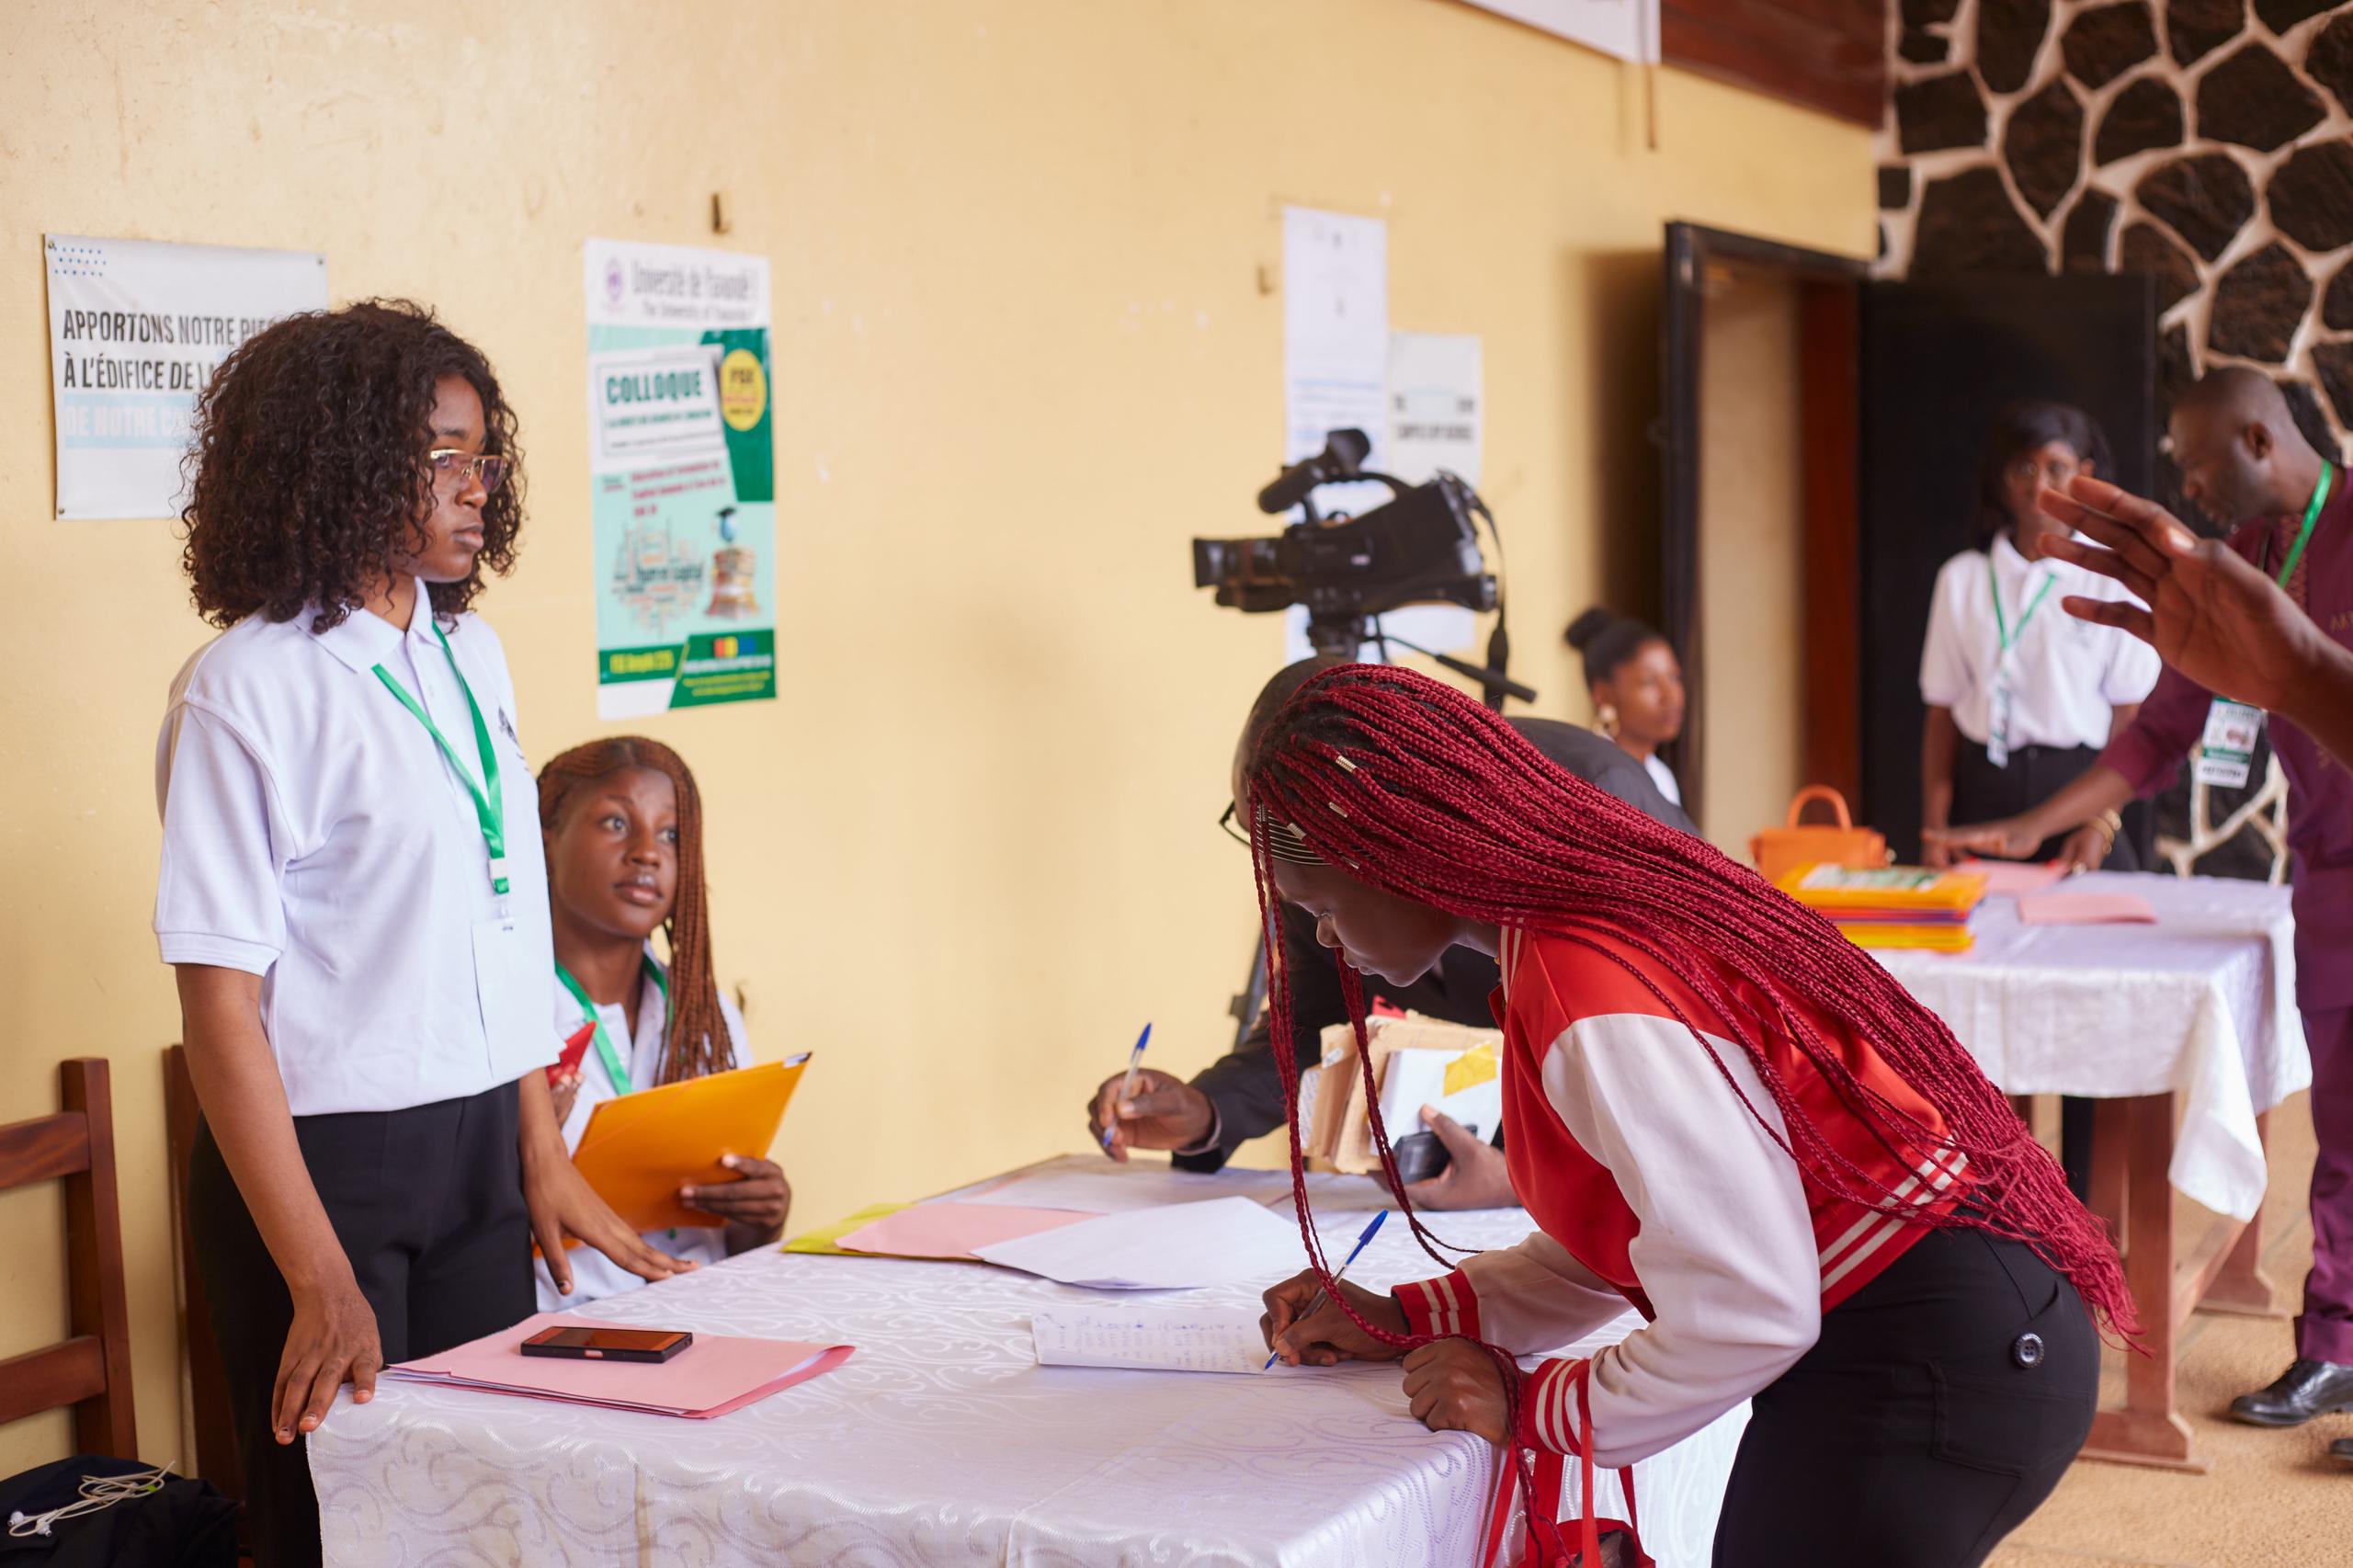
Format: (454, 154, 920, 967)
(956, 1166, 1254, 1215)
(973, 1196, 1307, 1289)
(1031, 1304, 1286, 1375)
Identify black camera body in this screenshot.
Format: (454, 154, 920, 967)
(1191, 429, 1498, 659)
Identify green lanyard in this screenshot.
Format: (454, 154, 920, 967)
(372, 621, 510, 896)
(554, 960, 670, 1096)
(1987, 554, 2057, 656)
(2277, 463, 2334, 587)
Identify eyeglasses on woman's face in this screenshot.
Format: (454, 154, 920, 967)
(428, 448, 512, 496)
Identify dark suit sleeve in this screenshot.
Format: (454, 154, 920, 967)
(1174, 903, 1341, 1173)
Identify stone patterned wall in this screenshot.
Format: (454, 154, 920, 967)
(1879, 0, 2353, 470)
(1875, 0, 2353, 877)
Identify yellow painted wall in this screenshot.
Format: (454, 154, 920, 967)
(0, 0, 1873, 1473)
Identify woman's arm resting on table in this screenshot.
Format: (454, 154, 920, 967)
(176, 964, 382, 1444)
(1920, 705, 1960, 869)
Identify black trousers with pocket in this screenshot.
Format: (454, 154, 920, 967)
(1951, 739, 2139, 1202)
(1711, 1222, 2098, 1567)
(188, 1080, 535, 1568)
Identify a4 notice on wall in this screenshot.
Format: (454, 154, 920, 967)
(1878, 0, 2353, 466)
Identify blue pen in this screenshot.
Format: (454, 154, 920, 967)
(1267, 1209, 1391, 1369)
(1099, 1022, 1154, 1152)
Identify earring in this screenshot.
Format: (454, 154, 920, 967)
(1597, 702, 1620, 739)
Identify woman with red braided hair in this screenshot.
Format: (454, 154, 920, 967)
(531, 737, 790, 1308)
(1245, 664, 2125, 1567)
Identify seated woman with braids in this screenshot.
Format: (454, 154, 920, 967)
(533, 737, 790, 1309)
(1245, 665, 2122, 1568)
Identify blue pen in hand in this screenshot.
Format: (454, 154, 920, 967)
(1098, 1022, 1154, 1153)
(1267, 1209, 1391, 1369)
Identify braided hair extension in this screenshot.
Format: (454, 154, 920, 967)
(1242, 664, 2137, 1348)
(538, 737, 728, 1085)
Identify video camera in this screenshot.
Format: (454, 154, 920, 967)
(1191, 428, 1530, 702)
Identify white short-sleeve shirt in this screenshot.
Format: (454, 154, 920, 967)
(536, 953, 751, 1309)
(1917, 535, 2162, 749)
(154, 586, 558, 1116)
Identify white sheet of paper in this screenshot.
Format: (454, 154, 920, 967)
(1374, 1047, 1503, 1145)
(1030, 1304, 1282, 1375)
(955, 1167, 1245, 1215)
(972, 1196, 1306, 1290)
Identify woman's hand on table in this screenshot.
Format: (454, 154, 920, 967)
(682, 1153, 792, 1249)
(1402, 1339, 1511, 1444)
(1262, 1271, 1409, 1365)
(274, 1269, 383, 1443)
(1923, 815, 2042, 862)
(524, 1137, 694, 1292)
(1088, 1068, 1213, 1161)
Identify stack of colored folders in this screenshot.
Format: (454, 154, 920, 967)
(1776, 863, 1989, 952)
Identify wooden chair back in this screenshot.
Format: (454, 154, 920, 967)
(0, 1057, 138, 1457)
(164, 1043, 246, 1504)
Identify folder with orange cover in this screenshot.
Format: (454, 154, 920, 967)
(570, 1055, 811, 1237)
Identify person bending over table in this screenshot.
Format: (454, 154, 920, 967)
(158, 302, 685, 1568)
(1932, 368, 2353, 1434)
(1092, 665, 1694, 1210)
(1249, 665, 2123, 1568)
(534, 737, 790, 1309)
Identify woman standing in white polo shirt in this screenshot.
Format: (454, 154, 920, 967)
(1919, 402, 2162, 874)
(155, 301, 688, 1568)
(1916, 402, 2161, 1206)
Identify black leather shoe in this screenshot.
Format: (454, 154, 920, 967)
(2228, 1359, 2353, 1426)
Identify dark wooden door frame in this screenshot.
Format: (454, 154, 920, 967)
(1660, 222, 1870, 831)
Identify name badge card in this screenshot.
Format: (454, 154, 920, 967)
(2194, 698, 2263, 789)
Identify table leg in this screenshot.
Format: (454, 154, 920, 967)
(2078, 1094, 2204, 1471)
(2088, 1098, 2129, 1246)
(2199, 1109, 2282, 1318)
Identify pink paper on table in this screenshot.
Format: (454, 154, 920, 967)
(2017, 891, 2158, 926)
(384, 1312, 852, 1418)
(835, 1201, 1087, 1260)
(1958, 858, 2067, 897)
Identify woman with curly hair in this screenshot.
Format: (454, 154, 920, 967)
(153, 300, 688, 1568)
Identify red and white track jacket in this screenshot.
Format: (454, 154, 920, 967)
(1393, 926, 1972, 1468)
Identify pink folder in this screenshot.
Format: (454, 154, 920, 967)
(384, 1312, 853, 1418)
(2017, 891, 2159, 926)
(835, 1201, 1087, 1260)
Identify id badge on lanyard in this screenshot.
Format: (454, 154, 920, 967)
(1985, 557, 2053, 770)
(2197, 466, 2332, 789)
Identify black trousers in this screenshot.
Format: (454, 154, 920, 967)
(188, 1082, 535, 1568)
(1711, 1224, 2098, 1567)
(1952, 739, 2137, 1202)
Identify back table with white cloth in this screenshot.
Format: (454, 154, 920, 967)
(307, 1158, 1747, 1567)
(1878, 869, 2307, 1471)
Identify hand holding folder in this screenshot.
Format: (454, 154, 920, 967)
(571, 1054, 811, 1237)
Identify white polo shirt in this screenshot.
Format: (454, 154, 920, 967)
(1917, 535, 2161, 750)
(154, 587, 558, 1116)
(535, 952, 751, 1309)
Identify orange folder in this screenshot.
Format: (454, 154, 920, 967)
(570, 1055, 811, 1237)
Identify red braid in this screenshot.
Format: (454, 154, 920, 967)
(1244, 664, 2136, 1348)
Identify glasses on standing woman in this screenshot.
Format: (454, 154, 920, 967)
(428, 448, 513, 495)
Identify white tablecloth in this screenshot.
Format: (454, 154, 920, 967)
(1877, 871, 2307, 1220)
(310, 1160, 1745, 1567)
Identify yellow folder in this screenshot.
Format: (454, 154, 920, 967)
(571, 1055, 811, 1235)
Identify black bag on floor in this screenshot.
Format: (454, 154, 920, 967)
(0, 1455, 235, 1568)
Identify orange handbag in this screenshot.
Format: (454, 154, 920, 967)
(1749, 785, 1888, 884)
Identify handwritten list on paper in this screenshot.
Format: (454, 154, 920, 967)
(1030, 1305, 1281, 1376)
